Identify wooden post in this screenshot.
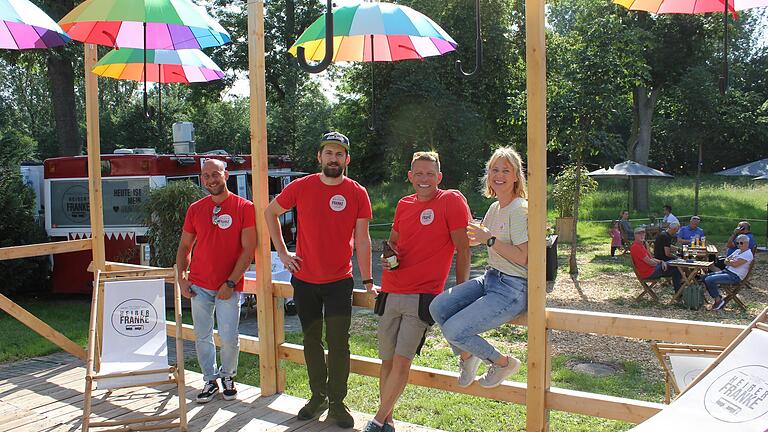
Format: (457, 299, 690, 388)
(247, 0, 279, 395)
(84, 44, 105, 271)
(525, 0, 549, 427)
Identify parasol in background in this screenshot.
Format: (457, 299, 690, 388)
(0, 0, 70, 49)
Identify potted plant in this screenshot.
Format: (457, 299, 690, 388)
(552, 164, 597, 243)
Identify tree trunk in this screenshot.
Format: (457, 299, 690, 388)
(43, 0, 80, 157)
(627, 86, 659, 212)
(694, 141, 703, 215)
(568, 161, 581, 275)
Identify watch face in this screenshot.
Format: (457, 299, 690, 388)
(226, 280, 236, 288)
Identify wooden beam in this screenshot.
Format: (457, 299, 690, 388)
(279, 343, 665, 424)
(546, 308, 744, 346)
(0, 239, 92, 261)
(0, 292, 86, 361)
(525, 0, 548, 426)
(165, 321, 261, 355)
(247, 0, 278, 396)
(84, 43, 105, 271)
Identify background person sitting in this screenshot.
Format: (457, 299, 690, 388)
(677, 216, 704, 246)
(630, 226, 682, 292)
(661, 204, 679, 227)
(619, 210, 633, 244)
(714, 221, 757, 270)
(654, 222, 680, 262)
(703, 234, 754, 311)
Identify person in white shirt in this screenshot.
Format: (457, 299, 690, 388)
(661, 205, 679, 226)
(702, 234, 753, 311)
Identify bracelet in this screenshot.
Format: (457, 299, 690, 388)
(362, 279, 374, 285)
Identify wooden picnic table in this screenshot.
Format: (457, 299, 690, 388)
(686, 244, 718, 259)
(668, 258, 714, 303)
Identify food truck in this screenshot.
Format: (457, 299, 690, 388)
(41, 150, 303, 294)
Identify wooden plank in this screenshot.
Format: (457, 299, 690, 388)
(84, 43, 105, 271)
(0, 239, 92, 261)
(248, 0, 278, 397)
(546, 308, 744, 346)
(0, 293, 86, 361)
(165, 321, 261, 355)
(547, 387, 664, 424)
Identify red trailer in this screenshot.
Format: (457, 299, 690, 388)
(43, 151, 303, 294)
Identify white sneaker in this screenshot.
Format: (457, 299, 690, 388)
(478, 357, 521, 388)
(457, 355, 482, 388)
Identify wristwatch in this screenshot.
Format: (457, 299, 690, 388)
(362, 278, 374, 286)
(486, 236, 497, 247)
(225, 280, 236, 289)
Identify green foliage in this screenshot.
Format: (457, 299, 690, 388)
(0, 130, 49, 295)
(142, 180, 205, 267)
(553, 165, 598, 217)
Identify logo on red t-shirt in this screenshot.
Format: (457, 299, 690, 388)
(216, 214, 233, 229)
(329, 194, 347, 211)
(420, 209, 434, 225)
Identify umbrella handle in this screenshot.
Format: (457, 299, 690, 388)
(297, 0, 334, 73)
(456, 0, 482, 78)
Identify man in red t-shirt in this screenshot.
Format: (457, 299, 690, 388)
(176, 159, 257, 404)
(363, 152, 470, 432)
(629, 226, 681, 292)
(265, 132, 373, 429)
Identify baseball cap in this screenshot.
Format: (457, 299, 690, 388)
(634, 226, 646, 234)
(319, 131, 350, 151)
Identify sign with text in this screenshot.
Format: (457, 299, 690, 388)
(50, 178, 150, 228)
(632, 330, 768, 431)
(98, 278, 168, 389)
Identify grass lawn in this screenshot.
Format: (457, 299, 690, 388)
(0, 176, 764, 431)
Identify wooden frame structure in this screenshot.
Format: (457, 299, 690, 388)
(0, 0, 760, 431)
(651, 342, 724, 403)
(82, 267, 187, 432)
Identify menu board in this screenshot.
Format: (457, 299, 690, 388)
(50, 178, 151, 228)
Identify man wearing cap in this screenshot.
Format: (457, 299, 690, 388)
(265, 131, 374, 429)
(630, 226, 682, 292)
(713, 221, 757, 270)
(363, 152, 471, 432)
(677, 216, 704, 246)
(653, 221, 680, 262)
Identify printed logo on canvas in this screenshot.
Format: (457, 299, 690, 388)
(704, 365, 768, 423)
(111, 299, 159, 338)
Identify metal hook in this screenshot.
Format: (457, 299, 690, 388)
(456, 0, 482, 78)
(297, 0, 334, 74)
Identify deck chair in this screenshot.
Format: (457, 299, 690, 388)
(651, 342, 724, 403)
(631, 307, 768, 431)
(82, 267, 187, 432)
(721, 255, 757, 311)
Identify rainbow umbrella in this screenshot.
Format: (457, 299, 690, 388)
(0, 0, 70, 49)
(93, 48, 224, 83)
(288, 2, 456, 62)
(58, 0, 229, 49)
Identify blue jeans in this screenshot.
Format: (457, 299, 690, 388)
(191, 284, 241, 382)
(703, 270, 740, 299)
(648, 264, 682, 291)
(429, 268, 527, 363)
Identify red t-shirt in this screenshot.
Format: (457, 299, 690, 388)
(276, 174, 372, 284)
(182, 193, 256, 291)
(382, 189, 471, 295)
(630, 242, 655, 279)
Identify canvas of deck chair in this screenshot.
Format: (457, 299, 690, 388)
(632, 308, 768, 431)
(82, 267, 188, 432)
(652, 342, 724, 403)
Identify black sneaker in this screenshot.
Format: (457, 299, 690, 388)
(362, 421, 383, 432)
(328, 401, 354, 429)
(221, 376, 237, 401)
(196, 380, 219, 403)
(297, 395, 328, 420)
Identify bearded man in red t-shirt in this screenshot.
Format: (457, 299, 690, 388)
(363, 151, 471, 432)
(265, 132, 374, 429)
(176, 159, 257, 404)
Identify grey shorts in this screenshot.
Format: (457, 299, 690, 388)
(377, 293, 430, 361)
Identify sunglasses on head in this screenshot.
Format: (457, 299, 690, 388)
(212, 205, 222, 225)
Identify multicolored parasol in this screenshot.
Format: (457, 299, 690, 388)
(58, 0, 230, 49)
(0, 0, 70, 49)
(288, 2, 456, 62)
(92, 48, 224, 83)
